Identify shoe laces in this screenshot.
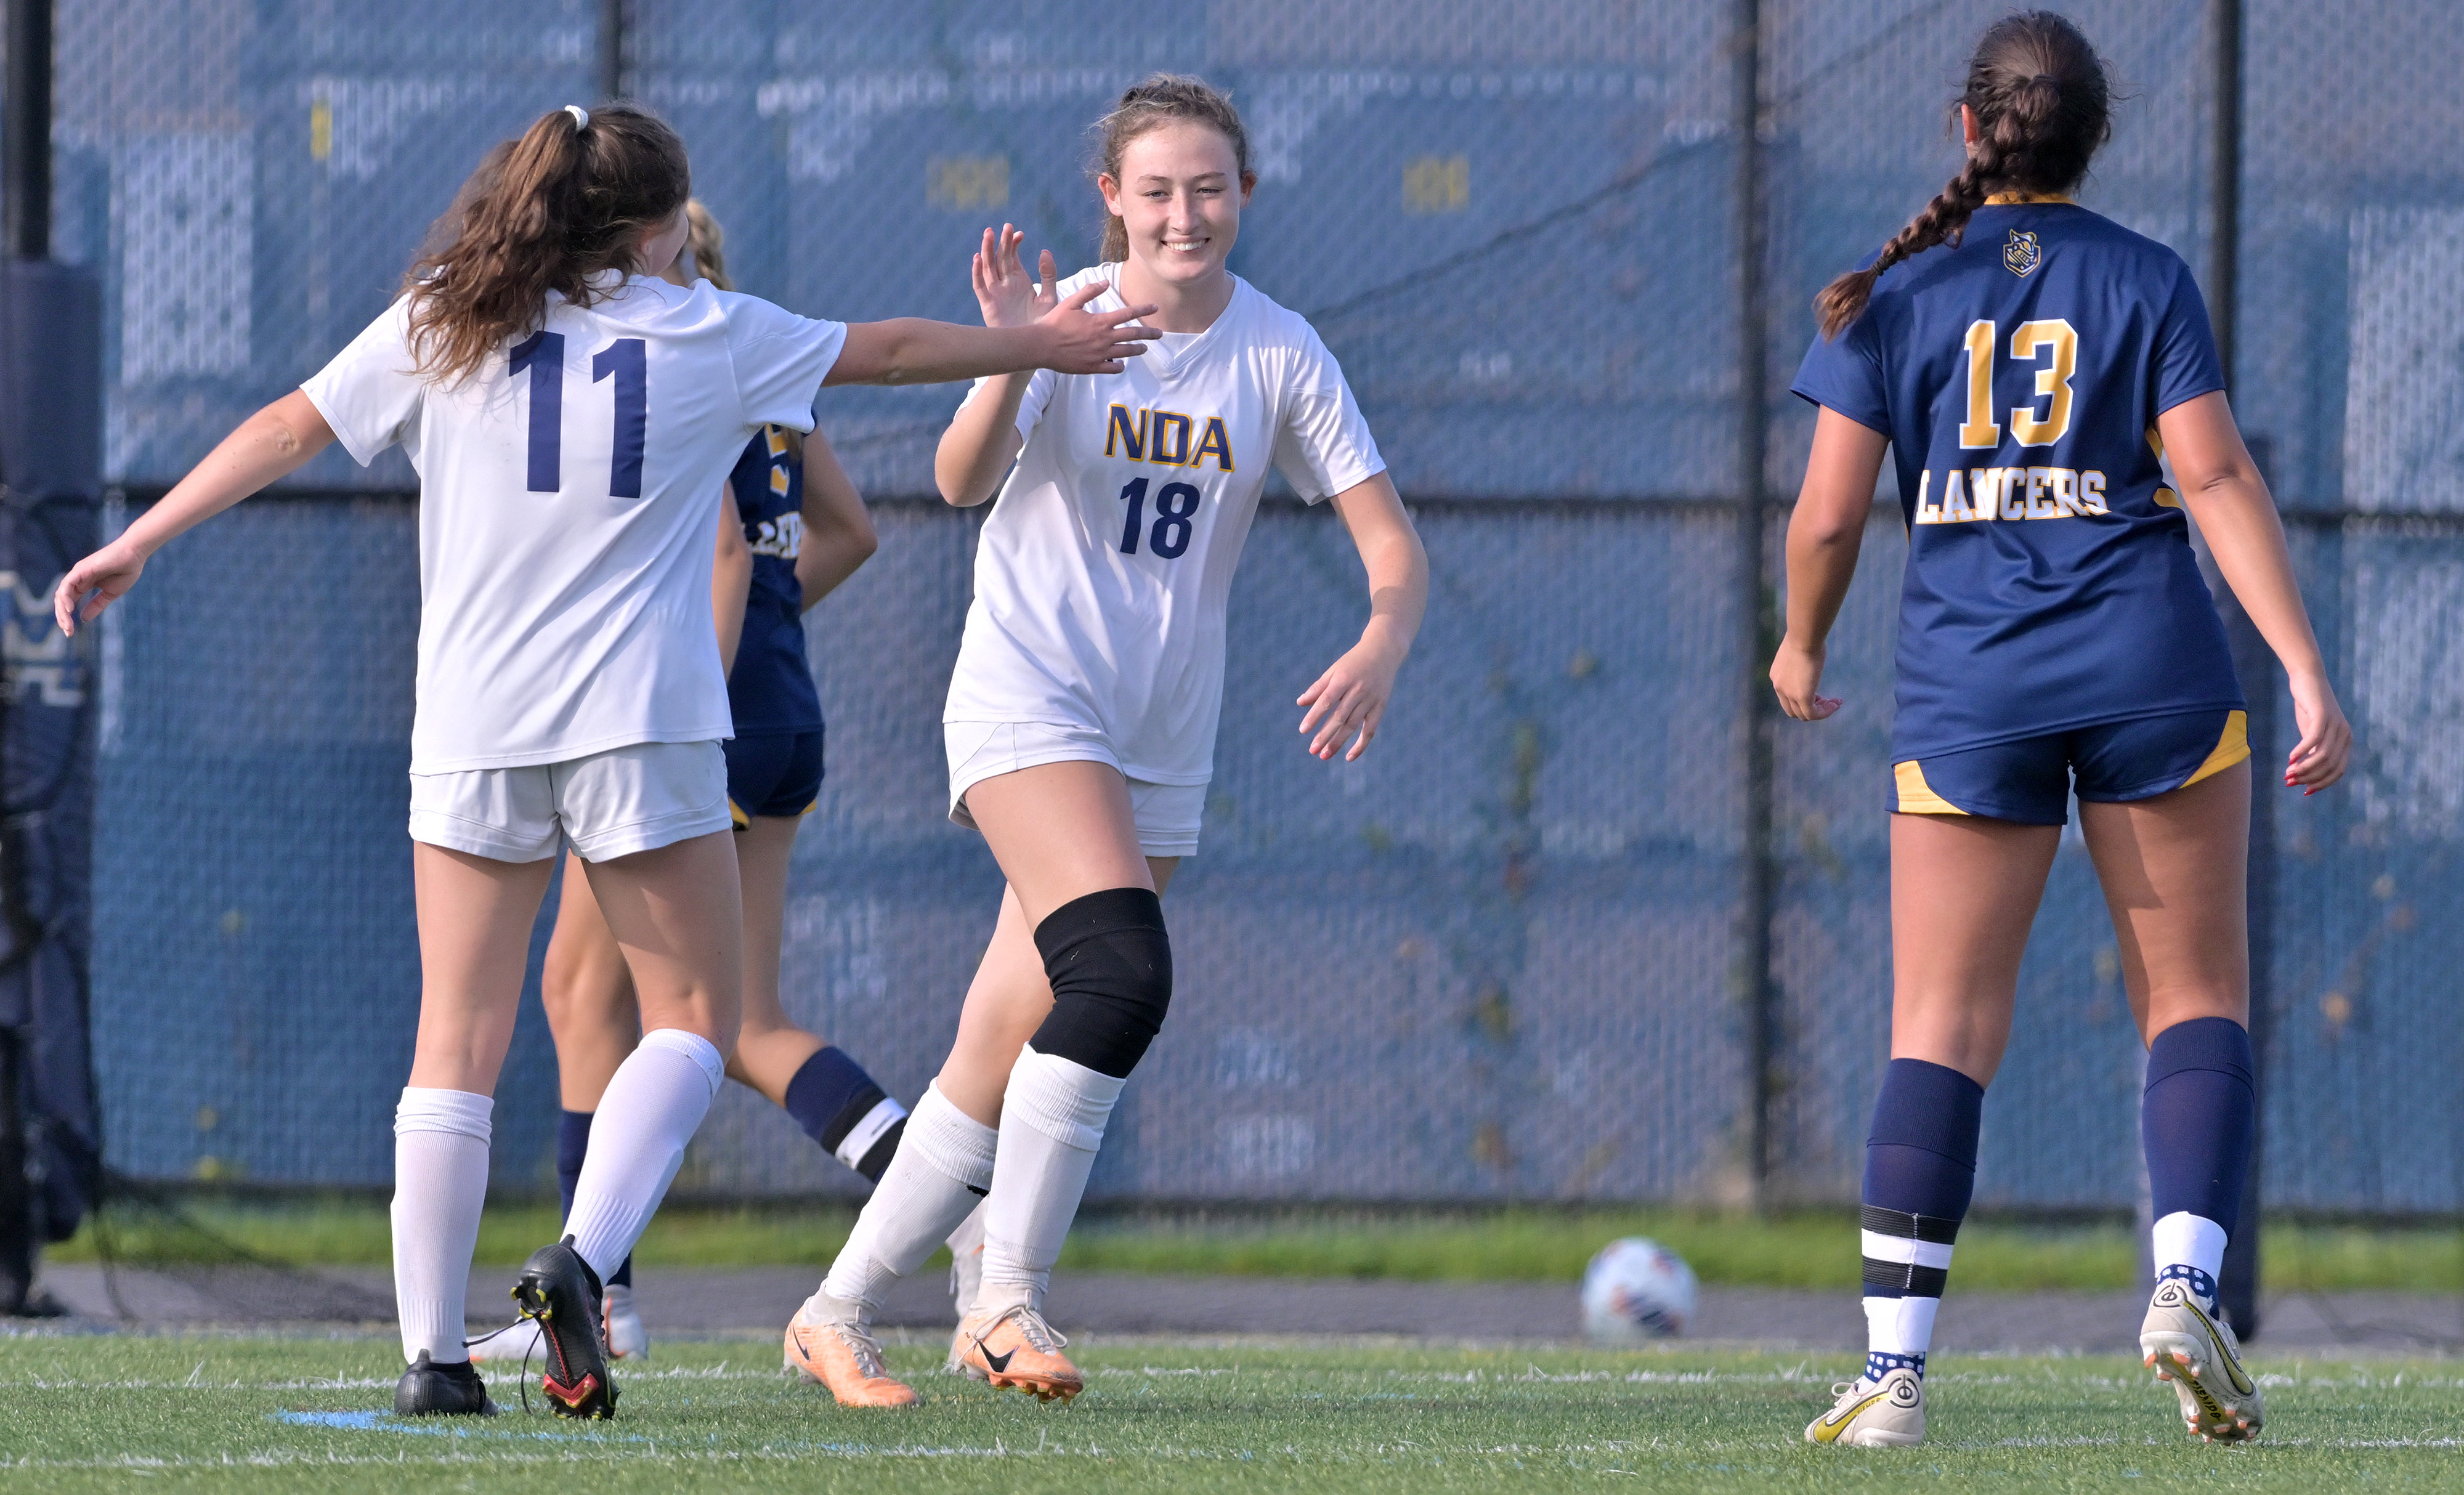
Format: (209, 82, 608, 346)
(989, 1303, 1069, 1353)
(828, 1319, 892, 1379)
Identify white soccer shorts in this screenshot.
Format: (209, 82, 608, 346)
(408, 740, 732, 863)
(944, 721, 1203, 859)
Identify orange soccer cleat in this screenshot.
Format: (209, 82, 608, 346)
(952, 1303, 1082, 1403)
(784, 1299, 918, 1409)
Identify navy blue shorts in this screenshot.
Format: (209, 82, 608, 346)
(724, 729, 824, 827)
(1892, 709, 2247, 826)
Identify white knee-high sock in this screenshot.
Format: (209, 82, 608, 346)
(816, 1082, 996, 1316)
(978, 1045, 1124, 1317)
(564, 1028, 724, 1282)
(392, 1087, 493, 1365)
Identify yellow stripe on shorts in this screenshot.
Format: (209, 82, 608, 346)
(2182, 709, 2250, 788)
(1894, 760, 1970, 815)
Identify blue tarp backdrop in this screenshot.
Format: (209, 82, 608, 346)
(60, 1, 2464, 1213)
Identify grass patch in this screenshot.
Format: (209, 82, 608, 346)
(1, 1331, 2457, 1492)
(46, 1195, 2463, 1292)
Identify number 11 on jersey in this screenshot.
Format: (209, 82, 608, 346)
(511, 331, 649, 497)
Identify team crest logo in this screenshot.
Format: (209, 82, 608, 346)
(2003, 229, 2042, 277)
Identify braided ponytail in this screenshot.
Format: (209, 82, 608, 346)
(1815, 12, 2112, 339)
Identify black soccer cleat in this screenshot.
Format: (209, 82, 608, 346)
(394, 1350, 500, 1416)
(512, 1235, 618, 1419)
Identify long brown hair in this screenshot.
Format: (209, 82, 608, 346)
(1093, 75, 1254, 264)
(405, 103, 691, 383)
(1814, 11, 2112, 338)
(682, 198, 733, 291)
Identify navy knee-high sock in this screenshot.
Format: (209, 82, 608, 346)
(781, 1047, 908, 1184)
(2142, 1016, 2255, 1310)
(1860, 1058, 1985, 1381)
(557, 1109, 631, 1289)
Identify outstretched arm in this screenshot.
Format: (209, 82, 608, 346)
(826, 273, 1157, 388)
(55, 390, 336, 635)
(1297, 472, 1428, 762)
(2158, 389, 2349, 792)
(1770, 407, 1886, 722)
(793, 429, 877, 610)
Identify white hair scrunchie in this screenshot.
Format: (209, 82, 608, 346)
(564, 104, 590, 132)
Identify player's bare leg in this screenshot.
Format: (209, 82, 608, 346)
(1886, 813, 2061, 1086)
(514, 830, 742, 1419)
(797, 762, 1174, 1405)
(721, 809, 914, 1178)
(543, 852, 642, 1106)
(944, 762, 1177, 1402)
(471, 854, 648, 1367)
(725, 812, 828, 1101)
(393, 845, 556, 1412)
(931, 887, 1060, 1379)
(2083, 764, 2263, 1442)
(1809, 813, 2057, 1446)
(2080, 764, 2251, 1043)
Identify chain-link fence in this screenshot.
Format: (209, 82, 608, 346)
(54, 1, 2464, 1215)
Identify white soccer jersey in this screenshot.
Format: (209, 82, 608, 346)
(302, 273, 846, 773)
(944, 264, 1384, 784)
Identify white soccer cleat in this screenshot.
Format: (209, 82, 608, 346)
(2141, 1279, 2262, 1442)
(463, 1316, 545, 1366)
(1805, 1366, 1926, 1448)
(604, 1283, 649, 1361)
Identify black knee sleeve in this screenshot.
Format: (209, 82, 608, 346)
(1028, 887, 1172, 1079)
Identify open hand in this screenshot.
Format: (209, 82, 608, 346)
(1770, 638, 1842, 721)
(1035, 283, 1161, 375)
(1298, 640, 1404, 761)
(54, 540, 148, 638)
(971, 225, 1058, 329)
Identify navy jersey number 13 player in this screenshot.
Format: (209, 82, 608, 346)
(1794, 195, 2245, 780)
(1768, 14, 2349, 1455)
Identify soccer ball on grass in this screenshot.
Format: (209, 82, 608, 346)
(1579, 1236, 1697, 1342)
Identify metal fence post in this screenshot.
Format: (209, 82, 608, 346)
(2207, 0, 2269, 1340)
(598, 0, 627, 103)
(0, 0, 47, 1316)
(1732, 0, 1778, 1205)
(2, 0, 43, 262)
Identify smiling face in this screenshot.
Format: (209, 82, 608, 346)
(1100, 120, 1252, 292)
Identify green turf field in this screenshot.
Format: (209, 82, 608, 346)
(55, 1197, 2464, 1292)
(0, 1332, 2454, 1492)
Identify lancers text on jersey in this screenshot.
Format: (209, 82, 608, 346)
(1913, 465, 2110, 525)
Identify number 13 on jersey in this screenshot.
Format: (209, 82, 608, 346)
(1117, 477, 1202, 559)
(1959, 317, 2078, 448)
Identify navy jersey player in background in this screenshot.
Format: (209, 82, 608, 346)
(1775, 14, 2348, 1451)
(473, 201, 912, 1367)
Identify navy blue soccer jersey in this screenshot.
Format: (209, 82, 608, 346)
(726, 426, 824, 736)
(1791, 201, 2245, 761)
